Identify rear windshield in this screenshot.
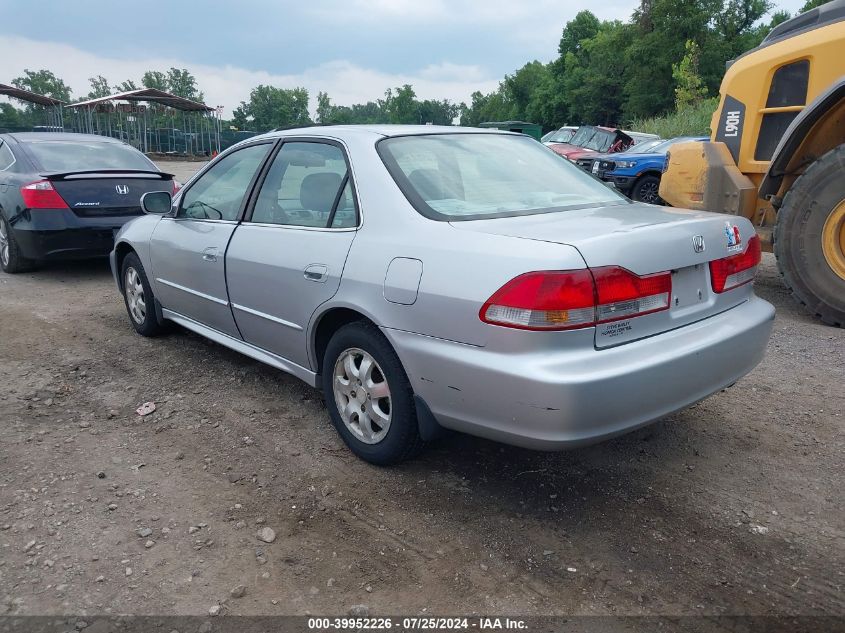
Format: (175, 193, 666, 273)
(378, 133, 626, 221)
(22, 139, 154, 172)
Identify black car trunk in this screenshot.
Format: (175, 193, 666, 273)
(46, 170, 174, 217)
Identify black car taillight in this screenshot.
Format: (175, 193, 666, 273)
(20, 180, 69, 209)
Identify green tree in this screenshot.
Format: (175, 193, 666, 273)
(11, 69, 72, 101)
(800, 0, 834, 11)
(673, 40, 708, 109)
(141, 71, 169, 92)
(315, 91, 334, 124)
(382, 85, 419, 124)
(114, 79, 139, 92)
(417, 98, 460, 125)
(166, 68, 203, 101)
(86, 75, 112, 100)
(232, 85, 311, 131)
(0, 103, 24, 130)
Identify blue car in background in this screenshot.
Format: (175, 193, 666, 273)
(586, 136, 708, 204)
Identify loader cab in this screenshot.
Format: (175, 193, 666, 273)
(712, 0, 845, 177)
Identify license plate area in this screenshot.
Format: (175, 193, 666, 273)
(670, 264, 709, 311)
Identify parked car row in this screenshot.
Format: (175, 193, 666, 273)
(581, 136, 709, 204)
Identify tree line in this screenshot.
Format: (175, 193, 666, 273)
(1, 1, 831, 134)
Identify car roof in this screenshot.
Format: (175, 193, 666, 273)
(263, 124, 514, 140)
(5, 132, 126, 144)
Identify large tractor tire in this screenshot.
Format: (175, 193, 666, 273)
(774, 143, 845, 327)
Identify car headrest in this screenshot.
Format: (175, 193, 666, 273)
(408, 169, 445, 200)
(300, 172, 343, 213)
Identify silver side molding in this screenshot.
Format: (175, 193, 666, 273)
(231, 302, 303, 331)
(161, 309, 318, 387)
(155, 278, 229, 306)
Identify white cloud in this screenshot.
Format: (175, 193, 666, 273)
(0, 35, 499, 117)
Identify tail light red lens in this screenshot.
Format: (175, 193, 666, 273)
(592, 266, 672, 323)
(480, 267, 671, 331)
(21, 180, 69, 209)
(709, 235, 761, 293)
(172, 180, 182, 194)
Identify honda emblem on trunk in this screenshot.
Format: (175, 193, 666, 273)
(115, 185, 129, 195)
(692, 235, 706, 253)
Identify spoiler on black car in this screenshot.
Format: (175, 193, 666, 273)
(41, 170, 174, 180)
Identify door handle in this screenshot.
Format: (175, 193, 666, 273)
(202, 247, 218, 262)
(304, 264, 328, 282)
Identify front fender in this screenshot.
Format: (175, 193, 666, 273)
(111, 215, 162, 289)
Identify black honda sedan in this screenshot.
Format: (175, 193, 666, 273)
(0, 133, 174, 273)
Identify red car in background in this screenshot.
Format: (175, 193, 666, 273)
(548, 126, 637, 161)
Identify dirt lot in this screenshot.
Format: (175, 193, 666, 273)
(0, 161, 842, 618)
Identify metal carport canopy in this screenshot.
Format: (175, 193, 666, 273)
(67, 88, 213, 112)
(0, 83, 66, 107)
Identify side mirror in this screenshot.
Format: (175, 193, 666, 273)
(141, 190, 172, 215)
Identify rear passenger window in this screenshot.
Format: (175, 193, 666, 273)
(251, 142, 356, 228)
(0, 142, 14, 171)
(330, 181, 357, 228)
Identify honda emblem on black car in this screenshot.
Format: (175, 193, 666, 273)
(692, 235, 706, 253)
(115, 185, 129, 195)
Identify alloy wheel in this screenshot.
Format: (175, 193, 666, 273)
(124, 267, 146, 324)
(333, 348, 392, 444)
(0, 219, 9, 267)
(639, 180, 661, 204)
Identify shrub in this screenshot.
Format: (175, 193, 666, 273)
(628, 97, 719, 138)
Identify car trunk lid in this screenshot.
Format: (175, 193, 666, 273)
(451, 203, 757, 347)
(44, 170, 174, 217)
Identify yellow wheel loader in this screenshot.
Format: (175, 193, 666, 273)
(660, 0, 845, 326)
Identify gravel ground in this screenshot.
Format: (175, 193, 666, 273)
(0, 161, 842, 618)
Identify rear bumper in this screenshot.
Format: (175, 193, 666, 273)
(384, 296, 775, 450)
(12, 209, 138, 260)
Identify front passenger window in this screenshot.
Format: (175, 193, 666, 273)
(179, 143, 271, 221)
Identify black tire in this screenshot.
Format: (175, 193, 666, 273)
(0, 214, 36, 274)
(321, 321, 425, 465)
(631, 174, 663, 204)
(774, 143, 845, 327)
(120, 252, 165, 336)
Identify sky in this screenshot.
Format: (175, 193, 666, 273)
(0, 0, 810, 116)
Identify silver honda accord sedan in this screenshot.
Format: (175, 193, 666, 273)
(111, 125, 775, 464)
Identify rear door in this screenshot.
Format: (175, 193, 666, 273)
(226, 139, 358, 368)
(150, 141, 274, 337)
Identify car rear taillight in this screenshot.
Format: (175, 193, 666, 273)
(709, 235, 761, 293)
(172, 180, 182, 194)
(20, 180, 69, 209)
(592, 266, 672, 323)
(480, 267, 672, 331)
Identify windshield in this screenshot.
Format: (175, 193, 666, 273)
(23, 140, 155, 172)
(644, 137, 697, 155)
(569, 127, 617, 152)
(543, 128, 575, 143)
(628, 139, 663, 153)
(378, 133, 626, 221)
